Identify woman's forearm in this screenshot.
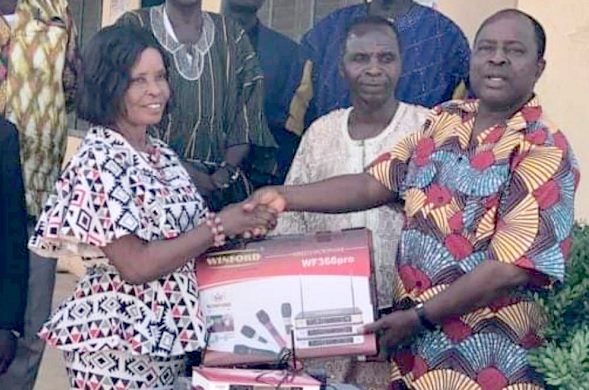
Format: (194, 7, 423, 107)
(103, 224, 214, 285)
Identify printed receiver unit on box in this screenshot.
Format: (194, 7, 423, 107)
(195, 228, 377, 366)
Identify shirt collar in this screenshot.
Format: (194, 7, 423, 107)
(457, 95, 542, 131)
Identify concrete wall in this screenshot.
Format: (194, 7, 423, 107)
(60, 0, 588, 277)
(515, 0, 589, 220)
(203, 0, 221, 12)
(399, 0, 589, 220)
(436, 0, 518, 42)
(102, 0, 141, 26)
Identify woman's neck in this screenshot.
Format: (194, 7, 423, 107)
(348, 98, 400, 140)
(114, 123, 150, 152)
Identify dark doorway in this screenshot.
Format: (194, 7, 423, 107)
(142, 0, 164, 6)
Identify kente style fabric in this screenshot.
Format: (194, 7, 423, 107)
(366, 97, 579, 389)
(29, 127, 207, 358)
(0, 0, 80, 218)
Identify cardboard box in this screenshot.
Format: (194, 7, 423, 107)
(195, 228, 377, 366)
(192, 366, 322, 390)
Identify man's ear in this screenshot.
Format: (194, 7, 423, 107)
(535, 58, 546, 81)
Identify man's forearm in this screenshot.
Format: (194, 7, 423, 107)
(283, 173, 394, 214)
(421, 260, 531, 325)
(224, 144, 250, 168)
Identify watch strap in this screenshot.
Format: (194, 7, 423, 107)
(414, 303, 438, 331)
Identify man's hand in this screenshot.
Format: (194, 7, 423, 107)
(211, 167, 232, 190)
(243, 186, 287, 214)
(191, 172, 217, 197)
(181, 162, 217, 197)
(219, 202, 278, 238)
(359, 309, 420, 360)
(0, 329, 17, 375)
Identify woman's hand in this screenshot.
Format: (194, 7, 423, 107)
(219, 201, 278, 238)
(359, 309, 421, 359)
(243, 186, 287, 214)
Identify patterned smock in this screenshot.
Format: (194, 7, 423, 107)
(29, 127, 207, 358)
(366, 98, 579, 389)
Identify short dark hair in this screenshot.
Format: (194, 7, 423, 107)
(474, 9, 546, 59)
(341, 15, 402, 58)
(76, 25, 171, 127)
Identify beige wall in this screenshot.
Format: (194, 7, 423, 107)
(203, 0, 222, 12)
(102, 0, 141, 26)
(436, 0, 517, 42)
(517, 0, 589, 220)
(61, 0, 588, 276)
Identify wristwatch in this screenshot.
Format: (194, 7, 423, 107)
(414, 303, 438, 331)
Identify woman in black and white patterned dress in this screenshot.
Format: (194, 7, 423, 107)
(28, 25, 277, 390)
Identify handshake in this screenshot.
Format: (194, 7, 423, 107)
(217, 186, 287, 240)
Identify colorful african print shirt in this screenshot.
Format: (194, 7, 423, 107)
(0, 0, 80, 218)
(29, 127, 207, 357)
(366, 97, 579, 389)
(295, 3, 470, 125)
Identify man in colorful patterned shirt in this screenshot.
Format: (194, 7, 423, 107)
(0, 1, 80, 389)
(247, 9, 579, 389)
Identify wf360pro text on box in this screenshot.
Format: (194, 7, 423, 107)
(195, 229, 378, 366)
